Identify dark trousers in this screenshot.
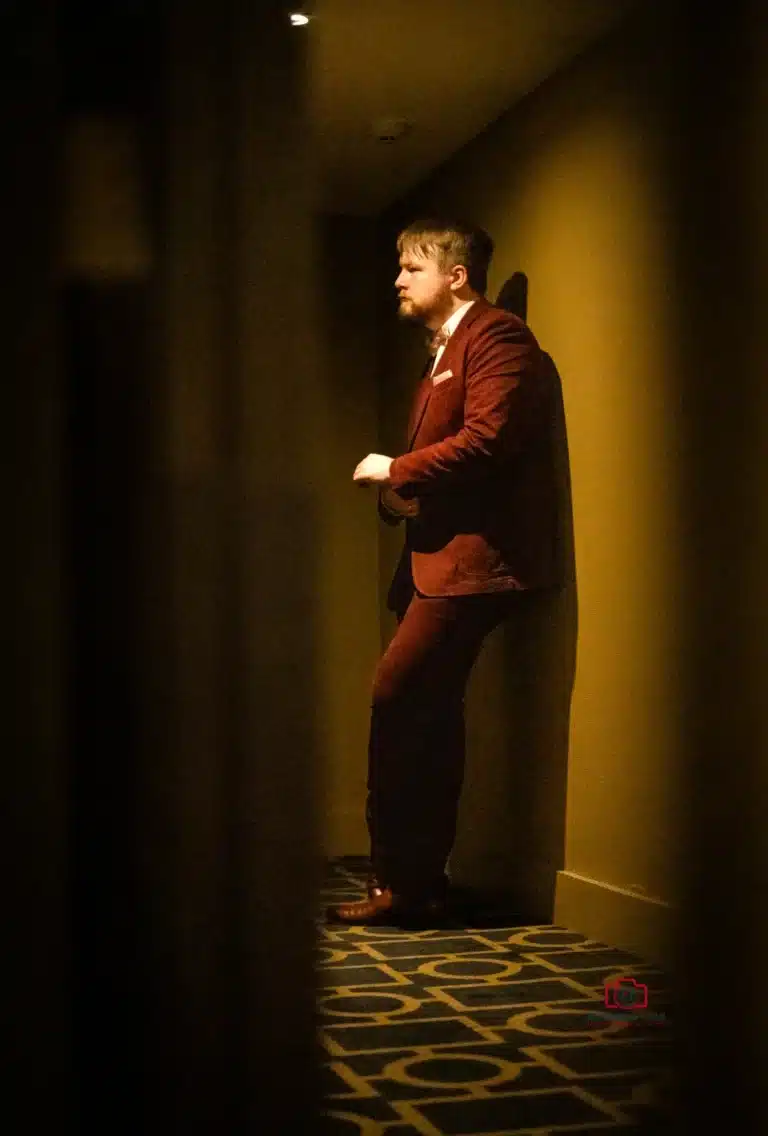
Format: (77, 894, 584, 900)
(366, 582, 521, 899)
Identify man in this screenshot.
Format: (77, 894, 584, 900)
(326, 218, 559, 926)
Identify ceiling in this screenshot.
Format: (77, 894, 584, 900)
(307, 0, 638, 217)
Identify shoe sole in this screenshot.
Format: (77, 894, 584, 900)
(324, 903, 450, 928)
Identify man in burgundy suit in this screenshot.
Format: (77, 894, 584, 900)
(326, 219, 559, 926)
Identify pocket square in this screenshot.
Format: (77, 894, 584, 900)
(431, 368, 453, 386)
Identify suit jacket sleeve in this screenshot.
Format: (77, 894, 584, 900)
(377, 488, 404, 526)
(387, 322, 543, 499)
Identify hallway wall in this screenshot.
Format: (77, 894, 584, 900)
(7, 1, 72, 1125)
(9, 1, 325, 1130)
(134, 2, 323, 1126)
(378, 5, 684, 958)
(314, 214, 383, 856)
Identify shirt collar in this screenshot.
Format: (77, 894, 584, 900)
(439, 299, 476, 340)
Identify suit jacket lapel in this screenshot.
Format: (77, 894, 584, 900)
(406, 298, 491, 450)
(407, 359, 435, 449)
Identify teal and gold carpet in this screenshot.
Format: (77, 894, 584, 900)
(318, 858, 673, 1134)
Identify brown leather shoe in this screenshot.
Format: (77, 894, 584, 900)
(326, 885, 448, 927)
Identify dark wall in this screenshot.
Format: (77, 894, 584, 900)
(10, 1, 322, 1131)
(7, 0, 72, 1124)
(666, 1, 768, 1128)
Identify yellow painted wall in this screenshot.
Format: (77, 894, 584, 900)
(315, 214, 384, 855)
(378, 9, 685, 947)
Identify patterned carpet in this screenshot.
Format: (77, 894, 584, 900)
(317, 858, 674, 1135)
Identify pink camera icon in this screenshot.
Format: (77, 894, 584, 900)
(604, 976, 648, 1011)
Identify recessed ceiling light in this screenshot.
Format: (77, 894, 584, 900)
(289, 11, 310, 25)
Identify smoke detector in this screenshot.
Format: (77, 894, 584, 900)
(372, 117, 413, 143)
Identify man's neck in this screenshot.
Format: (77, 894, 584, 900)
(427, 292, 480, 331)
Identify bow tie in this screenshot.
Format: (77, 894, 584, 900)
(427, 328, 450, 355)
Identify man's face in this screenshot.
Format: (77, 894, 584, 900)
(395, 250, 455, 328)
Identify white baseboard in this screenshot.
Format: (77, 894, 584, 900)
(554, 869, 675, 969)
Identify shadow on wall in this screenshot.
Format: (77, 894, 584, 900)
(449, 273, 578, 925)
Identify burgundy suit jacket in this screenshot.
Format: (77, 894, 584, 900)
(382, 296, 560, 610)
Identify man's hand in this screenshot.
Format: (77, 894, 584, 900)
(380, 486, 420, 518)
(353, 453, 393, 486)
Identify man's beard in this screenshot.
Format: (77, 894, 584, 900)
(397, 297, 426, 325)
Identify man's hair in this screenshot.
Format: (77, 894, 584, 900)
(396, 218, 494, 295)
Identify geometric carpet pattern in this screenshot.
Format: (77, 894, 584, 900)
(318, 858, 674, 1135)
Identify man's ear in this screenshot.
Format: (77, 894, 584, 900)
(450, 264, 468, 291)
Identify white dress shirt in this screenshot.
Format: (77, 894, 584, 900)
(431, 299, 475, 375)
